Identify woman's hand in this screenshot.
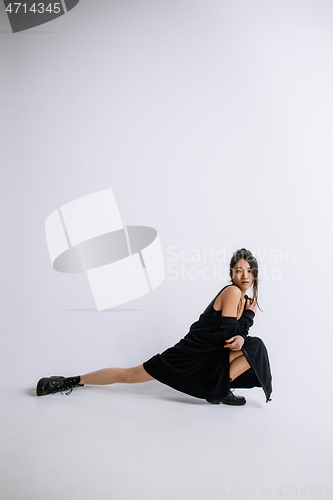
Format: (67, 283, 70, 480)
(224, 335, 245, 351)
(246, 297, 257, 313)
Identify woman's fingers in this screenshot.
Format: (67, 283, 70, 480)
(225, 337, 235, 343)
(224, 343, 240, 350)
(225, 336, 243, 350)
(246, 297, 257, 312)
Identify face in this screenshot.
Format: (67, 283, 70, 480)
(230, 258, 254, 291)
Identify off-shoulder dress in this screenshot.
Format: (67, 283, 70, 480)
(143, 284, 272, 402)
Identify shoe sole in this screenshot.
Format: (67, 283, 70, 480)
(206, 398, 246, 406)
(220, 399, 246, 406)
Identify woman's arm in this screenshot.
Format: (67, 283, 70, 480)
(222, 312, 255, 350)
(188, 289, 256, 348)
(221, 288, 256, 350)
(237, 298, 257, 338)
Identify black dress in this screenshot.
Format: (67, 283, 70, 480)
(143, 284, 272, 402)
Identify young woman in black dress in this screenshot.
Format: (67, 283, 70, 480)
(36, 248, 272, 405)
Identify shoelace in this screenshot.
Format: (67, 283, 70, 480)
(51, 380, 74, 396)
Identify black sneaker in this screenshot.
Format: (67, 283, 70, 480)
(36, 376, 83, 396)
(206, 390, 246, 406)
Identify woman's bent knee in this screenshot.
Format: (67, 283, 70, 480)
(117, 368, 131, 383)
(229, 350, 244, 363)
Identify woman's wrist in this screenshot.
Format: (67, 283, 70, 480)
(243, 309, 255, 318)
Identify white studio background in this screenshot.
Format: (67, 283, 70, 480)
(1, 0, 332, 403)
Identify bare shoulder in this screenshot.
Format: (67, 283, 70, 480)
(213, 285, 241, 311)
(221, 285, 241, 299)
(220, 285, 241, 317)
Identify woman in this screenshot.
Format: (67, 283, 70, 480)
(36, 248, 272, 406)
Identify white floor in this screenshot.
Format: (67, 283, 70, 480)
(0, 382, 331, 500)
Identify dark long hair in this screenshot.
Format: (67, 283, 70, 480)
(228, 248, 263, 313)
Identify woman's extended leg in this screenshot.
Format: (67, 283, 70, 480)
(79, 364, 155, 385)
(36, 365, 154, 396)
